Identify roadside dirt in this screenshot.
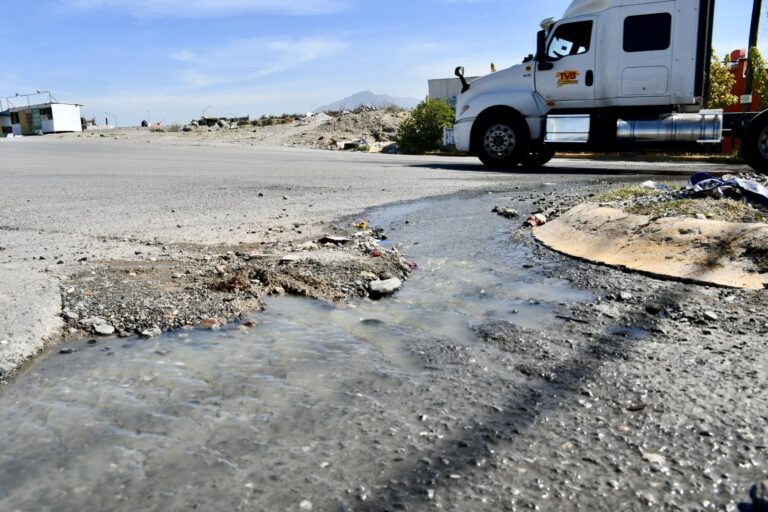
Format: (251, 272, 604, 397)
(57, 228, 412, 341)
(62, 109, 408, 152)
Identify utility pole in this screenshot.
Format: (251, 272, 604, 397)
(744, 0, 763, 110)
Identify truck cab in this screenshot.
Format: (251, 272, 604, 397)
(452, 0, 736, 168)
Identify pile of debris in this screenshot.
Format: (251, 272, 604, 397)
(597, 172, 768, 224)
(288, 108, 408, 152)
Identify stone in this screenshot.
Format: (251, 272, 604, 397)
(141, 327, 162, 338)
(80, 316, 106, 327)
(94, 324, 115, 336)
(751, 480, 768, 512)
(492, 205, 519, 218)
(642, 452, 665, 465)
(619, 292, 633, 301)
(703, 311, 719, 322)
(368, 278, 402, 299)
(299, 500, 313, 510)
(200, 318, 220, 329)
(59, 348, 75, 354)
(645, 303, 663, 315)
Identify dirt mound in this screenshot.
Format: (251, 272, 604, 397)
(534, 203, 768, 290)
(287, 110, 407, 151)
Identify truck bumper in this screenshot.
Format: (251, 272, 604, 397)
(454, 118, 474, 153)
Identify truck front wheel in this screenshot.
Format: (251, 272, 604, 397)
(474, 116, 529, 168)
(743, 112, 768, 174)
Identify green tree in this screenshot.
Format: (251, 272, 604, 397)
(749, 47, 768, 110)
(708, 51, 738, 109)
(397, 98, 455, 154)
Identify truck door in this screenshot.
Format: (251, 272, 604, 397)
(536, 17, 597, 108)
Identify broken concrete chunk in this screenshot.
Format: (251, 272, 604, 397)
(368, 277, 402, 299)
(94, 324, 115, 336)
(492, 205, 519, 219)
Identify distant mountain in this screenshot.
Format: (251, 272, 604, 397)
(316, 91, 420, 112)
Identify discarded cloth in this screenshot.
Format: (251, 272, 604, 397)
(684, 172, 768, 209)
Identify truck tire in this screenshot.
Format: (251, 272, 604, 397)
(473, 115, 529, 168)
(743, 112, 768, 174)
(522, 147, 556, 168)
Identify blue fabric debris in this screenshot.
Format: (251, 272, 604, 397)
(684, 172, 768, 209)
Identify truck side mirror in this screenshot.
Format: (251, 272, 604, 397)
(535, 30, 554, 71)
(455, 66, 470, 93)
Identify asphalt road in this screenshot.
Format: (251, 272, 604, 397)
(0, 136, 748, 376)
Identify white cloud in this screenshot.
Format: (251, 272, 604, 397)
(63, 0, 350, 16)
(169, 36, 347, 87)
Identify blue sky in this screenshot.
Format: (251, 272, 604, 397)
(1, 0, 766, 126)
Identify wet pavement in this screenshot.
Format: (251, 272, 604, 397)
(1, 188, 766, 511)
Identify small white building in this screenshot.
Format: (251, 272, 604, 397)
(428, 77, 480, 109)
(2, 102, 82, 136)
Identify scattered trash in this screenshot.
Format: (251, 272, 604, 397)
(526, 213, 547, 227)
(370, 227, 387, 240)
(318, 236, 351, 245)
(354, 220, 368, 230)
(640, 180, 674, 192)
(492, 205, 519, 218)
(370, 250, 382, 257)
(683, 172, 768, 209)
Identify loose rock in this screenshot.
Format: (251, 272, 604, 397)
(94, 324, 115, 336)
(368, 277, 402, 299)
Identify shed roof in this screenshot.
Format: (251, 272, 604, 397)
(5, 102, 82, 113)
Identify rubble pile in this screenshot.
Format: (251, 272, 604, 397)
(287, 108, 408, 152)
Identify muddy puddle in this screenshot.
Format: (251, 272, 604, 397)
(0, 192, 591, 511)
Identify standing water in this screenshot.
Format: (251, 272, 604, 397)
(0, 192, 590, 511)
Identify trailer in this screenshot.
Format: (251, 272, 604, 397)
(452, 0, 768, 172)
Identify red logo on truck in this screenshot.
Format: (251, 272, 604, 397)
(557, 70, 580, 87)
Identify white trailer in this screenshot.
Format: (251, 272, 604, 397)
(452, 0, 768, 172)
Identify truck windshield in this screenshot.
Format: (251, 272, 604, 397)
(547, 20, 593, 59)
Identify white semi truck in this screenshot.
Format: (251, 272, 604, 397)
(453, 0, 768, 172)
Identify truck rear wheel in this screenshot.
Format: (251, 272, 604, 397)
(522, 147, 556, 168)
(743, 112, 768, 174)
(474, 116, 529, 168)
